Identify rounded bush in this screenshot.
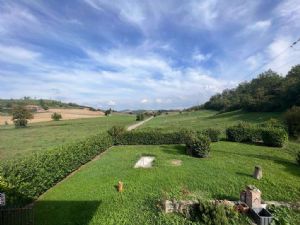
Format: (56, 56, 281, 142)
(185, 135, 211, 158)
(107, 126, 126, 145)
(51, 112, 62, 121)
(14, 118, 28, 128)
(261, 128, 288, 147)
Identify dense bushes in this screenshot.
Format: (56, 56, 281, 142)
(185, 135, 211, 158)
(296, 152, 300, 166)
(107, 126, 126, 145)
(51, 112, 62, 121)
(284, 106, 300, 137)
(0, 133, 113, 205)
(226, 122, 288, 147)
(261, 128, 288, 147)
(113, 130, 185, 145)
(202, 128, 222, 142)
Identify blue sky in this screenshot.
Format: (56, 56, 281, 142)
(0, 0, 299, 110)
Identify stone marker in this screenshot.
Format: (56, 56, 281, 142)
(253, 166, 263, 180)
(246, 185, 261, 208)
(118, 181, 123, 192)
(134, 156, 155, 168)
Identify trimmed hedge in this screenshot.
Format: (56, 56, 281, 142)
(115, 130, 185, 145)
(202, 128, 222, 142)
(261, 128, 288, 147)
(0, 133, 113, 205)
(226, 123, 288, 147)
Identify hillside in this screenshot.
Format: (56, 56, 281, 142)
(0, 98, 99, 114)
(191, 65, 300, 113)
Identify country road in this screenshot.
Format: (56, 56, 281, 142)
(127, 116, 154, 131)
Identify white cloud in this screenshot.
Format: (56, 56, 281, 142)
(193, 51, 211, 62)
(141, 99, 149, 104)
(247, 20, 271, 31)
(107, 100, 116, 106)
(0, 44, 40, 62)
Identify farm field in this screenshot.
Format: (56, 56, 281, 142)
(139, 110, 282, 131)
(0, 108, 104, 125)
(35, 143, 300, 225)
(0, 114, 135, 160)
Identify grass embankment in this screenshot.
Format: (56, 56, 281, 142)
(140, 110, 282, 131)
(0, 114, 135, 160)
(35, 143, 300, 225)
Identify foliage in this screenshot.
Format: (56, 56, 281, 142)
(192, 201, 243, 225)
(226, 122, 288, 147)
(12, 105, 33, 128)
(107, 125, 126, 144)
(116, 130, 186, 145)
(185, 135, 211, 158)
(284, 106, 300, 137)
(226, 122, 259, 142)
(0, 133, 113, 205)
(297, 151, 300, 166)
(202, 128, 222, 142)
(105, 108, 112, 116)
(201, 65, 300, 112)
(261, 128, 288, 147)
(259, 118, 286, 130)
(268, 205, 293, 225)
(136, 113, 145, 121)
(51, 112, 62, 121)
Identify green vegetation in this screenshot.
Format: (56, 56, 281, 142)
(35, 143, 300, 224)
(284, 106, 300, 137)
(12, 105, 34, 128)
(202, 65, 300, 112)
(139, 110, 282, 131)
(0, 97, 89, 114)
(185, 134, 211, 158)
(226, 123, 288, 147)
(51, 112, 62, 121)
(1, 133, 112, 205)
(0, 114, 135, 160)
(136, 113, 145, 121)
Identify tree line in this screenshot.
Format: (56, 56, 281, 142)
(202, 64, 300, 112)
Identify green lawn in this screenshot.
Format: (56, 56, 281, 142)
(35, 142, 300, 225)
(0, 114, 135, 160)
(140, 110, 282, 131)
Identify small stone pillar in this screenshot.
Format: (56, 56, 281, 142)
(117, 181, 123, 192)
(245, 185, 261, 208)
(253, 166, 262, 180)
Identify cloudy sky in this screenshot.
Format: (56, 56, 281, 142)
(0, 0, 299, 110)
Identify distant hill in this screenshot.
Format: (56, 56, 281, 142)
(0, 98, 100, 114)
(188, 64, 300, 113)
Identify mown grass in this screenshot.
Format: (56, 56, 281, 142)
(140, 110, 282, 131)
(35, 142, 300, 225)
(0, 114, 135, 160)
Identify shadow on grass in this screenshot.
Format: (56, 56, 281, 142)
(35, 200, 101, 225)
(160, 145, 186, 156)
(218, 148, 300, 177)
(236, 172, 252, 178)
(212, 193, 237, 201)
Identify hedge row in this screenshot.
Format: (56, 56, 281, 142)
(226, 123, 288, 147)
(115, 130, 187, 145)
(0, 133, 113, 205)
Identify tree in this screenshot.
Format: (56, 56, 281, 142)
(284, 106, 300, 137)
(51, 112, 62, 121)
(12, 106, 33, 128)
(136, 113, 144, 121)
(105, 108, 112, 116)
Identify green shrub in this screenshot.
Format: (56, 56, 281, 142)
(136, 113, 144, 121)
(0, 133, 113, 206)
(192, 201, 242, 225)
(226, 122, 260, 142)
(51, 112, 62, 121)
(185, 135, 210, 158)
(261, 128, 288, 147)
(12, 105, 33, 128)
(107, 126, 126, 145)
(284, 106, 300, 137)
(116, 130, 184, 145)
(202, 128, 222, 142)
(259, 118, 286, 130)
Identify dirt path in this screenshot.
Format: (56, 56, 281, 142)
(127, 116, 154, 131)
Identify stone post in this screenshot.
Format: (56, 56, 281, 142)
(253, 166, 262, 180)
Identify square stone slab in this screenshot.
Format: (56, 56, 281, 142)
(134, 156, 155, 168)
